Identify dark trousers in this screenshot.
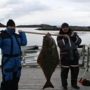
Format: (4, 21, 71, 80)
(1, 56, 22, 90)
(61, 67, 79, 87)
(1, 78, 19, 90)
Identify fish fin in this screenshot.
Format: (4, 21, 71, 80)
(43, 81, 54, 89)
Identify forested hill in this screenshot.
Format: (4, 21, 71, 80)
(1, 23, 90, 31)
(17, 24, 90, 31)
(0, 23, 5, 27)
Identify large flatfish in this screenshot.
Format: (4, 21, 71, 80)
(37, 33, 59, 89)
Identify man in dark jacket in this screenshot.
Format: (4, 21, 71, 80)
(0, 19, 27, 90)
(57, 23, 82, 90)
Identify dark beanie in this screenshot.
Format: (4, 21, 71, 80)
(7, 19, 15, 27)
(61, 23, 69, 28)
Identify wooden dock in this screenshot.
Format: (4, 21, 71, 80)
(0, 67, 90, 90)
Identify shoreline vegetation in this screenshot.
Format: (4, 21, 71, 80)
(0, 23, 90, 31)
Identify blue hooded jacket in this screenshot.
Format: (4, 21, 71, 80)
(0, 28, 27, 55)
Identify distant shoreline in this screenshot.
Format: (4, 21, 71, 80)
(1, 26, 90, 31)
(0, 23, 90, 31)
(17, 26, 90, 31)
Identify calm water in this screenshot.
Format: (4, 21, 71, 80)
(17, 28, 90, 46)
(0, 27, 90, 46)
(0, 27, 90, 65)
(20, 28, 90, 46)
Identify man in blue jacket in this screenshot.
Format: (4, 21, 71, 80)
(0, 19, 27, 90)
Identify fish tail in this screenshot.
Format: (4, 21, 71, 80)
(43, 81, 54, 89)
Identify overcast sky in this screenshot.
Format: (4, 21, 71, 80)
(0, 0, 90, 26)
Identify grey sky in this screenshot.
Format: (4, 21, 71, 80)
(0, 0, 90, 26)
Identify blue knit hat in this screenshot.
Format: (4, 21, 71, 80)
(61, 23, 69, 28)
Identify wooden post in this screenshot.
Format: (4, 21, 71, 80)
(18, 30, 65, 37)
(82, 45, 86, 67)
(87, 47, 90, 71)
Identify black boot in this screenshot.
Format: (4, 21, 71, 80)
(63, 86, 68, 90)
(72, 85, 80, 89)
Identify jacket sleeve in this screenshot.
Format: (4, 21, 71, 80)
(19, 32, 27, 46)
(57, 36, 65, 48)
(70, 32, 82, 45)
(0, 34, 2, 48)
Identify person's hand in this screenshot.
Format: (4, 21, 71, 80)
(47, 32, 51, 36)
(71, 32, 77, 37)
(18, 30, 22, 33)
(64, 34, 69, 38)
(70, 32, 77, 41)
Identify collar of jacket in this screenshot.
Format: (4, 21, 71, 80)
(5, 28, 15, 35)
